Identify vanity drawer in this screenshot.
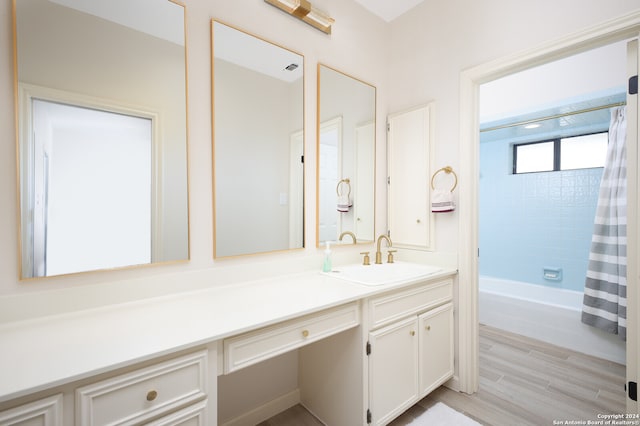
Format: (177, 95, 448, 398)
(224, 302, 360, 373)
(76, 350, 207, 426)
(0, 394, 63, 425)
(145, 400, 208, 426)
(368, 278, 452, 330)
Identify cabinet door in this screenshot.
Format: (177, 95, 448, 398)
(368, 317, 419, 426)
(419, 303, 454, 396)
(387, 103, 434, 250)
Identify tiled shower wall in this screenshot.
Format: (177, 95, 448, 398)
(479, 139, 603, 292)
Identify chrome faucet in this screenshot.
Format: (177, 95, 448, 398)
(339, 231, 357, 244)
(375, 234, 393, 264)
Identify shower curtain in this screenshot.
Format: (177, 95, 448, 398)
(581, 106, 627, 340)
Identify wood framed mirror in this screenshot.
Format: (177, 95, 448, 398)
(317, 64, 376, 247)
(14, 0, 190, 278)
(212, 20, 305, 258)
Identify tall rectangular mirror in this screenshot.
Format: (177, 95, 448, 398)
(14, 0, 190, 278)
(212, 20, 305, 258)
(317, 64, 376, 246)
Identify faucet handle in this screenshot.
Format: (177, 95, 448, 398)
(360, 252, 371, 266)
(387, 250, 397, 264)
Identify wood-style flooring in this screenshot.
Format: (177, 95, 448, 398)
(259, 324, 626, 426)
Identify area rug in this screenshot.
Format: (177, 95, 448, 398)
(408, 402, 482, 425)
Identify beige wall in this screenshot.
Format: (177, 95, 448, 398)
(387, 0, 640, 255)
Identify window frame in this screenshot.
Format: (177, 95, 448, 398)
(512, 131, 607, 174)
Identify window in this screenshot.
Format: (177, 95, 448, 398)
(514, 141, 555, 173)
(560, 133, 609, 170)
(513, 132, 607, 174)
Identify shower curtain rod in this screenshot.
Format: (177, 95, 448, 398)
(480, 101, 627, 133)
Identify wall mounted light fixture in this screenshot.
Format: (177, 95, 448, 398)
(264, 0, 334, 34)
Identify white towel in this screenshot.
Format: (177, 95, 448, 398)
(337, 195, 352, 212)
(431, 189, 455, 213)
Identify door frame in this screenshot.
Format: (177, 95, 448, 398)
(289, 129, 304, 249)
(17, 83, 161, 277)
(457, 10, 640, 411)
(317, 116, 343, 244)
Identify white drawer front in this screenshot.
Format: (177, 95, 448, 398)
(368, 279, 452, 330)
(76, 350, 207, 426)
(145, 400, 207, 426)
(0, 394, 63, 426)
(224, 302, 360, 373)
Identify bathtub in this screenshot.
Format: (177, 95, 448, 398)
(479, 276, 625, 364)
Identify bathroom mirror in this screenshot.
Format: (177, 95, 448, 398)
(212, 21, 304, 258)
(317, 64, 376, 247)
(14, 0, 189, 278)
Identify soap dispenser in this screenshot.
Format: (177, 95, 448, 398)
(322, 241, 333, 272)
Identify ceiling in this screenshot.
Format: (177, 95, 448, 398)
(213, 21, 303, 83)
(49, 0, 184, 45)
(353, 0, 426, 22)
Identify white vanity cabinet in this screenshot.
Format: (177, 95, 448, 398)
(366, 278, 454, 426)
(0, 270, 457, 426)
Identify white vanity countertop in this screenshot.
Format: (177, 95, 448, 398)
(0, 266, 456, 403)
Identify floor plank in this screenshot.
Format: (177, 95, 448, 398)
(262, 324, 626, 425)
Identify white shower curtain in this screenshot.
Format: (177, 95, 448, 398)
(581, 106, 627, 340)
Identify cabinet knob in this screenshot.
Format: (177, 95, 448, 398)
(146, 390, 158, 401)
(426, 325, 431, 331)
(302, 330, 309, 338)
(416, 219, 421, 223)
(410, 330, 415, 336)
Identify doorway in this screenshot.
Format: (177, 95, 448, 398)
(457, 13, 640, 413)
(30, 99, 153, 277)
(318, 117, 343, 243)
(478, 41, 627, 364)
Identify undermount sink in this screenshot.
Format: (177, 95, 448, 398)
(324, 261, 442, 286)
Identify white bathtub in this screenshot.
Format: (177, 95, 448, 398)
(479, 276, 625, 364)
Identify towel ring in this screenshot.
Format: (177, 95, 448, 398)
(430, 166, 458, 192)
(336, 178, 351, 197)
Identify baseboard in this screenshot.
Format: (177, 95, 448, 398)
(221, 389, 300, 426)
(299, 403, 328, 426)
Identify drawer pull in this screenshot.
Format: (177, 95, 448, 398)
(146, 390, 158, 402)
(426, 325, 431, 331)
(302, 329, 309, 338)
(410, 330, 415, 336)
